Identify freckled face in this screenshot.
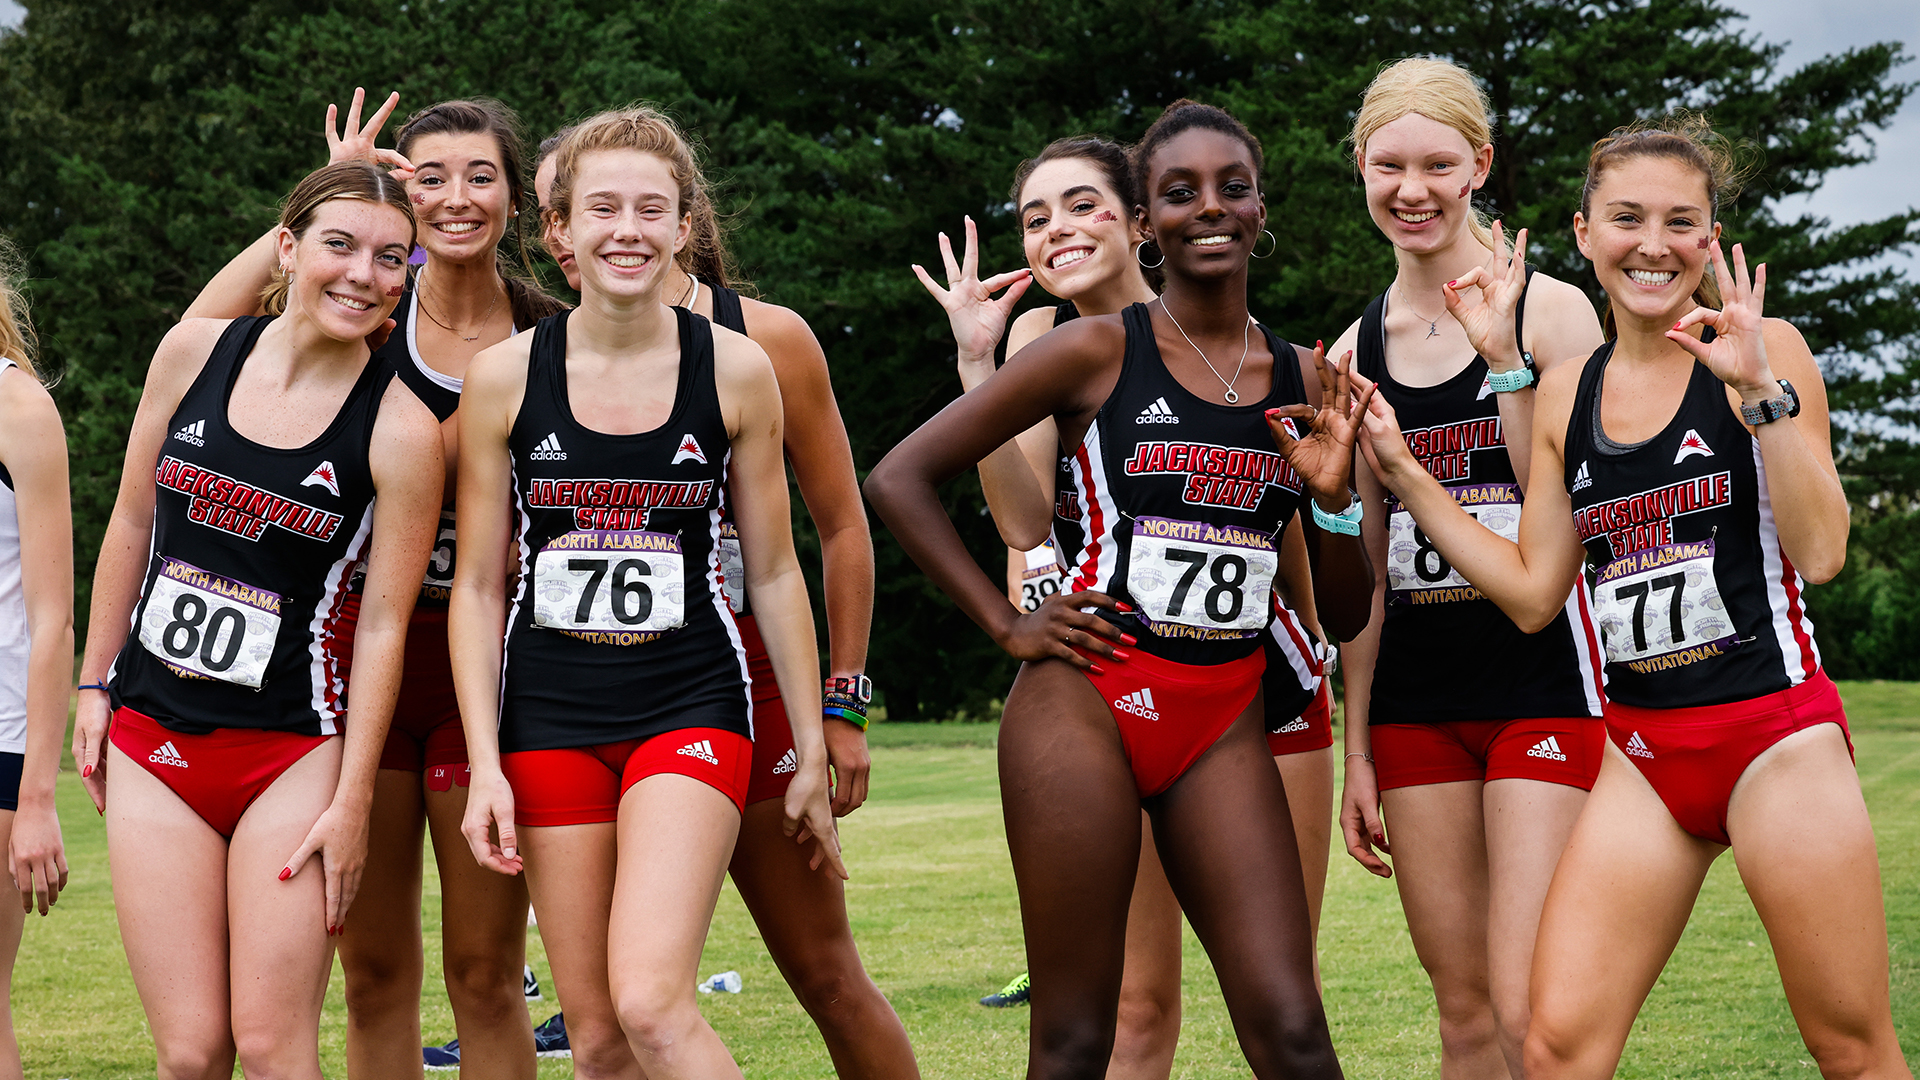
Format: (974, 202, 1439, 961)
(278, 199, 413, 341)
(1360, 112, 1490, 255)
(404, 132, 513, 265)
(1017, 158, 1142, 300)
(563, 149, 689, 302)
(1574, 155, 1720, 326)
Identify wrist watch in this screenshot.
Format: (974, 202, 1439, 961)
(1739, 379, 1801, 426)
(1485, 351, 1536, 393)
(825, 674, 873, 705)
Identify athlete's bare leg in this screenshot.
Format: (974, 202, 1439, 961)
(521, 821, 636, 1080)
(0, 810, 24, 1080)
(1150, 712, 1340, 1080)
(1379, 781, 1503, 1080)
(426, 783, 535, 1079)
(106, 742, 238, 1079)
(608, 774, 744, 1079)
(1727, 725, 1910, 1079)
(1107, 817, 1180, 1080)
(1524, 745, 1719, 1078)
(1481, 778, 1585, 1077)
(1275, 745, 1335, 959)
(730, 798, 919, 1080)
(339, 769, 427, 1080)
(1000, 660, 1145, 1080)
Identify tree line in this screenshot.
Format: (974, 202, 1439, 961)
(2, 0, 1915, 717)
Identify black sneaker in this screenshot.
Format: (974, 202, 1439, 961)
(524, 965, 542, 1001)
(422, 1038, 460, 1070)
(533, 1012, 571, 1058)
(979, 971, 1031, 1007)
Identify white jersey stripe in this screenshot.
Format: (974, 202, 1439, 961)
(1751, 439, 1815, 685)
(1069, 419, 1121, 596)
(707, 447, 754, 738)
(1561, 576, 1606, 715)
(1266, 596, 1320, 692)
(305, 500, 377, 736)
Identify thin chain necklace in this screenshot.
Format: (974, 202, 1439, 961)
(1392, 283, 1444, 340)
(417, 266, 503, 343)
(1159, 298, 1253, 404)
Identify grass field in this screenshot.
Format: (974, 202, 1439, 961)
(14, 682, 1918, 1077)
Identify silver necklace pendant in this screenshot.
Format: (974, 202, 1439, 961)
(1223, 388, 1239, 404)
(1426, 320, 1440, 340)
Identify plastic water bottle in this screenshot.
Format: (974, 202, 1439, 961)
(697, 970, 743, 994)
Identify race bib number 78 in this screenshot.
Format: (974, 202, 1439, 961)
(138, 557, 282, 688)
(533, 530, 687, 637)
(1127, 517, 1277, 632)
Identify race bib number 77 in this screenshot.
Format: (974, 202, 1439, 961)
(1127, 517, 1277, 632)
(138, 557, 282, 688)
(1592, 539, 1738, 671)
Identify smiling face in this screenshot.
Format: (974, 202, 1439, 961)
(277, 198, 413, 340)
(534, 152, 579, 289)
(405, 131, 513, 265)
(561, 148, 690, 302)
(1575, 155, 1721, 328)
(1360, 112, 1492, 255)
(1138, 127, 1265, 281)
(1017, 157, 1141, 300)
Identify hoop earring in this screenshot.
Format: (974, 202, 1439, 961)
(1136, 240, 1165, 269)
(1249, 229, 1277, 260)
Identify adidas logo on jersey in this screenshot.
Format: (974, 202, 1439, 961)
(1135, 397, 1181, 424)
(1571, 460, 1593, 493)
(672, 434, 707, 465)
(1624, 731, 1654, 759)
(1526, 735, 1568, 762)
(529, 433, 568, 461)
(171, 419, 207, 447)
(771, 748, 797, 775)
(1275, 715, 1310, 734)
(300, 460, 341, 498)
(148, 741, 189, 768)
(1112, 687, 1160, 721)
(1674, 429, 1714, 464)
(676, 739, 720, 766)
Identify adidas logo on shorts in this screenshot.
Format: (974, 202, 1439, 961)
(529, 432, 569, 461)
(1571, 460, 1593, 493)
(771, 748, 797, 775)
(1624, 731, 1655, 759)
(148, 740, 189, 768)
(171, 419, 207, 447)
(1276, 716, 1310, 734)
(1526, 735, 1568, 762)
(1112, 688, 1160, 722)
(1135, 397, 1180, 425)
(676, 739, 720, 766)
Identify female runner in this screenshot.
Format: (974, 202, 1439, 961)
(1329, 58, 1606, 1078)
(70, 160, 443, 1078)
(0, 239, 72, 1080)
(534, 130, 918, 1080)
(187, 88, 567, 1075)
(1353, 114, 1911, 1078)
(914, 134, 1337, 1077)
(868, 100, 1370, 1079)
(454, 107, 846, 1080)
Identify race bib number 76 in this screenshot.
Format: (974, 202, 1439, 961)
(532, 530, 687, 637)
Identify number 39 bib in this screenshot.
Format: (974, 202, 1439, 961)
(1387, 483, 1521, 603)
(533, 530, 686, 638)
(138, 557, 282, 689)
(1127, 517, 1277, 632)
(1592, 539, 1739, 669)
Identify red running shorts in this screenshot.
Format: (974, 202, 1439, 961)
(501, 727, 753, 827)
(110, 706, 335, 838)
(1371, 716, 1605, 792)
(1079, 647, 1265, 797)
(737, 614, 801, 806)
(1267, 681, 1334, 757)
(378, 609, 470, 777)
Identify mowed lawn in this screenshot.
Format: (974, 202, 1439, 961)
(14, 683, 1919, 1077)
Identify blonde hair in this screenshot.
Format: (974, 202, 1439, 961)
(544, 106, 707, 249)
(1582, 111, 1753, 339)
(0, 235, 41, 383)
(261, 161, 417, 316)
(1351, 57, 1497, 250)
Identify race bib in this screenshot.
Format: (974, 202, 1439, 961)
(532, 530, 686, 636)
(1387, 483, 1521, 602)
(1592, 539, 1738, 669)
(422, 508, 457, 600)
(138, 557, 281, 688)
(1018, 542, 1065, 613)
(717, 521, 749, 616)
(1127, 517, 1277, 632)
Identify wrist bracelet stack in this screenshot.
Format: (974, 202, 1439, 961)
(823, 674, 874, 732)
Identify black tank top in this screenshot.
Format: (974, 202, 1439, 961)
(111, 316, 390, 735)
(705, 283, 755, 619)
(1563, 337, 1821, 709)
(1355, 277, 1603, 723)
(499, 307, 751, 751)
(1053, 302, 1309, 666)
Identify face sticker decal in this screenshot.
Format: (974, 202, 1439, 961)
(412, 192, 426, 205)
(1092, 210, 1119, 223)
(1698, 236, 1712, 249)
(1458, 184, 1471, 199)
(388, 285, 405, 296)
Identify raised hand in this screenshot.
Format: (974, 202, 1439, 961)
(912, 215, 1033, 365)
(325, 87, 413, 179)
(1441, 220, 1529, 371)
(1267, 344, 1378, 508)
(1667, 241, 1773, 398)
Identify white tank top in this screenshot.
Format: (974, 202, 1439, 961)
(0, 359, 30, 753)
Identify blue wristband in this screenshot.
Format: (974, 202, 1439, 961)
(78, 682, 110, 695)
(1485, 363, 1535, 393)
(823, 704, 870, 731)
(1311, 493, 1364, 536)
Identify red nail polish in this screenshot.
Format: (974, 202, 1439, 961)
(1111, 650, 1131, 661)
(1673, 321, 1683, 331)
(1374, 834, 1385, 845)
(1120, 634, 1138, 646)
(1316, 339, 1324, 352)
(1265, 408, 1282, 418)
(80, 764, 91, 778)
(279, 867, 292, 881)
(1115, 602, 1133, 613)
(1088, 664, 1106, 675)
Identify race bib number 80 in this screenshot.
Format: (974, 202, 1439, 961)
(1388, 483, 1520, 602)
(1127, 517, 1277, 632)
(533, 530, 686, 636)
(1592, 539, 1738, 670)
(138, 557, 281, 688)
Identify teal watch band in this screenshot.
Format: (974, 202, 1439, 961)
(1486, 362, 1535, 393)
(1311, 493, 1364, 536)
